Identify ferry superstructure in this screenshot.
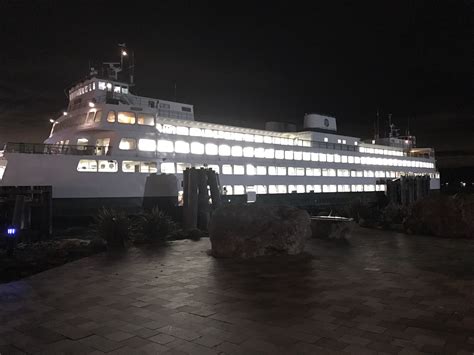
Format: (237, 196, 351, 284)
(0, 49, 440, 211)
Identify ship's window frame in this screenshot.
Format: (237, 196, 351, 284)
(98, 160, 118, 173)
(77, 159, 97, 172)
(175, 140, 190, 154)
(137, 113, 155, 126)
(157, 139, 174, 153)
(205, 143, 218, 155)
(94, 110, 103, 123)
(107, 111, 116, 123)
(161, 162, 176, 174)
(117, 111, 136, 124)
(191, 141, 204, 155)
(138, 138, 156, 152)
(86, 110, 96, 124)
(119, 138, 137, 150)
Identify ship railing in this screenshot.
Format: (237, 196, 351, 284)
(4, 142, 112, 156)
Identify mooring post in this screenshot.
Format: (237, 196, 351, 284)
(197, 168, 210, 230)
(207, 169, 221, 209)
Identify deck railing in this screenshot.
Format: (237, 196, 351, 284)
(4, 143, 112, 156)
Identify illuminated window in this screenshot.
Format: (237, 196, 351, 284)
(277, 185, 287, 193)
(314, 168, 321, 176)
(234, 165, 245, 175)
(175, 141, 190, 154)
(341, 155, 348, 163)
(157, 139, 174, 152)
(354, 156, 361, 164)
(176, 162, 191, 173)
(337, 169, 350, 177)
(208, 164, 220, 173)
(289, 185, 297, 193)
(122, 161, 140, 173)
(86, 111, 95, 124)
(118, 112, 136, 124)
(219, 144, 231, 156)
(162, 124, 176, 134)
(161, 162, 176, 174)
(273, 137, 281, 145)
(191, 142, 204, 154)
(311, 152, 319, 161)
(294, 151, 302, 160)
(288, 167, 296, 176)
(114, 85, 121, 93)
(205, 143, 218, 155)
(190, 127, 202, 136)
(364, 184, 375, 192)
(234, 133, 243, 141)
(264, 148, 274, 159)
(204, 129, 216, 138)
(94, 110, 102, 123)
(322, 168, 336, 177)
(338, 185, 350, 192)
(285, 150, 294, 160)
(107, 111, 116, 123)
(256, 166, 267, 175)
(277, 167, 286, 176)
(314, 185, 322, 193)
(306, 168, 314, 176)
(337, 139, 341, 144)
(375, 171, 385, 178)
(254, 147, 265, 158)
(222, 165, 233, 174)
(98, 160, 118, 172)
(140, 161, 158, 173)
(254, 135, 263, 143)
(334, 154, 341, 163)
(323, 184, 337, 193)
(351, 184, 363, 192)
(137, 113, 155, 126)
(243, 146, 254, 158)
(306, 185, 314, 193)
(319, 153, 327, 162)
(264, 136, 272, 144)
(176, 126, 189, 135)
(364, 170, 374, 178)
(342, 139, 346, 144)
(296, 167, 305, 176)
(275, 150, 284, 159)
(324, 137, 328, 142)
(77, 138, 88, 145)
(231, 146, 243, 157)
(138, 139, 156, 152)
(77, 159, 97, 172)
(243, 134, 254, 142)
(234, 185, 245, 195)
(98, 81, 106, 90)
(268, 166, 277, 176)
(246, 164, 256, 175)
(327, 154, 334, 163)
(303, 152, 311, 161)
(119, 138, 136, 150)
(256, 185, 267, 194)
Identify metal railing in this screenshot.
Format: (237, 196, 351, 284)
(4, 143, 112, 156)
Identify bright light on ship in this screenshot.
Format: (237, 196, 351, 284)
(63, 111, 68, 116)
(88, 102, 95, 108)
(49, 119, 55, 123)
(121, 50, 127, 56)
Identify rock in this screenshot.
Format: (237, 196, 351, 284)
(209, 205, 311, 258)
(404, 194, 474, 238)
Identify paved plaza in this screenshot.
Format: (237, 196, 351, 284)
(1, 227, 474, 354)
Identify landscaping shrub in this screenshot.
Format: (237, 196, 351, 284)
(135, 208, 177, 243)
(92, 208, 131, 249)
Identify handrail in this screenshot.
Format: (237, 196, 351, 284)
(4, 143, 112, 156)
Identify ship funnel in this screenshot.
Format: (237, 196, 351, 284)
(303, 113, 337, 132)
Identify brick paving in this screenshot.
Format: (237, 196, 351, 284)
(1, 226, 474, 354)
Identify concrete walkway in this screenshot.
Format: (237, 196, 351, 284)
(1, 227, 474, 354)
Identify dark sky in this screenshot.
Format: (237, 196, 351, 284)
(0, 0, 473, 153)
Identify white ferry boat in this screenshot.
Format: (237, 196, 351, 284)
(0, 47, 440, 213)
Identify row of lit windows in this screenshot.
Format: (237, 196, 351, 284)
(359, 146, 404, 157)
(157, 123, 312, 147)
(77, 160, 157, 173)
(119, 138, 434, 168)
(159, 162, 438, 178)
(221, 184, 386, 195)
(69, 82, 130, 100)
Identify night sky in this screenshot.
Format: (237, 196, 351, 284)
(1, 1, 473, 156)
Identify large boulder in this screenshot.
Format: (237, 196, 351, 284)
(404, 194, 474, 238)
(209, 205, 311, 258)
